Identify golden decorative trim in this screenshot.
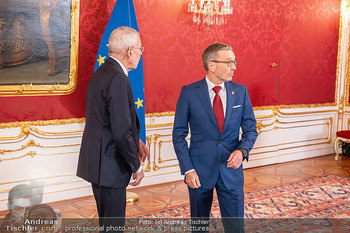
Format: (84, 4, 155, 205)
(0, 150, 79, 162)
(141, 170, 181, 179)
(145, 106, 337, 121)
(0, 0, 80, 96)
(146, 123, 174, 128)
(0, 178, 82, 195)
(0, 140, 80, 155)
(143, 135, 152, 172)
(152, 134, 161, 171)
(0, 125, 83, 142)
(278, 146, 334, 157)
(0, 185, 92, 204)
(254, 103, 337, 111)
(158, 140, 164, 163)
(257, 119, 279, 134)
(145, 111, 175, 117)
(0, 118, 85, 129)
(256, 109, 336, 119)
(154, 164, 179, 170)
(0, 128, 29, 141)
(0, 173, 76, 186)
(250, 141, 332, 157)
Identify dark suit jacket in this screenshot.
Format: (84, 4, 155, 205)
(77, 57, 140, 188)
(173, 78, 258, 190)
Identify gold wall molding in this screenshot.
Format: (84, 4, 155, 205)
(145, 111, 175, 117)
(0, 140, 80, 155)
(0, 185, 91, 204)
(0, 178, 82, 195)
(0, 125, 83, 142)
(143, 135, 152, 172)
(341, 0, 350, 107)
(145, 108, 337, 123)
(253, 103, 337, 111)
(146, 123, 174, 128)
(0, 118, 85, 129)
(0, 150, 79, 162)
(0, 173, 76, 186)
(150, 133, 189, 172)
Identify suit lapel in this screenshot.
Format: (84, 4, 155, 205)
(196, 78, 217, 126)
(223, 82, 236, 133)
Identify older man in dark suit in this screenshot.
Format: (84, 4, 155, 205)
(77, 27, 148, 223)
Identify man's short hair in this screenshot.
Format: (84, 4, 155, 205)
(202, 43, 232, 71)
(108, 26, 140, 55)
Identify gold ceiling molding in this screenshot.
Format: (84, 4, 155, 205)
(0, 118, 85, 129)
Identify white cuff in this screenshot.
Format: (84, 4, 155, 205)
(185, 169, 194, 175)
(135, 165, 143, 174)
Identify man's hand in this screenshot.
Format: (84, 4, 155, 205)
(138, 139, 150, 163)
(129, 169, 144, 186)
(185, 170, 201, 189)
(227, 150, 243, 169)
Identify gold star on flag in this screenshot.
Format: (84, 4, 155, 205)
(97, 54, 106, 67)
(135, 98, 144, 109)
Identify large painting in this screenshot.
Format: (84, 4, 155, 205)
(0, 0, 79, 96)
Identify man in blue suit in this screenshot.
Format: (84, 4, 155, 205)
(173, 43, 258, 232)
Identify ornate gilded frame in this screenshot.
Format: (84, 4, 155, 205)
(0, 0, 79, 96)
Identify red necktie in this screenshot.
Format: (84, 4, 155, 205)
(213, 86, 224, 134)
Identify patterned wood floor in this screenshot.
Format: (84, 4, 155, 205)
(1, 154, 349, 218)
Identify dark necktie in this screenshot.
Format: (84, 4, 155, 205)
(213, 86, 224, 134)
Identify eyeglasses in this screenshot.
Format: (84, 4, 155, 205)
(211, 59, 237, 67)
(131, 46, 145, 54)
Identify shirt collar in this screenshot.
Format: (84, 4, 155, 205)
(110, 56, 128, 76)
(205, 76, 225, 92)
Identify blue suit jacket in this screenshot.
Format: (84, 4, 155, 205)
(173, 78, 258, 190)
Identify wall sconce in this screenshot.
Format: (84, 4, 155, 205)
(188, 0, 233, 26)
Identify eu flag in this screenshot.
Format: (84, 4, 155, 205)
(94, 0, 146, 143)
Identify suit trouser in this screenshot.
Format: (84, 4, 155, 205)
(92, 183, 126, 233)
(188, 173, 244, 233)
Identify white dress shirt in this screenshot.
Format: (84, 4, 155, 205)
(110, 56, 128, 76)
(205, 76, 227, 117)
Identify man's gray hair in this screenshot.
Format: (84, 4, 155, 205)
(202, 43, 232, 71)
(108, 26, 140, 55)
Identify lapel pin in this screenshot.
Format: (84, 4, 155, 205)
(232, 91, 234, 95)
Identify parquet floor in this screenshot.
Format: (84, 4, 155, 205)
(1, 154, 350, 218)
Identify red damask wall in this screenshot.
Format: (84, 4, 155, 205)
(0, 0, 341, 123)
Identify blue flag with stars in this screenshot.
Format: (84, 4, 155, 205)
(94, 0, 146, 143)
